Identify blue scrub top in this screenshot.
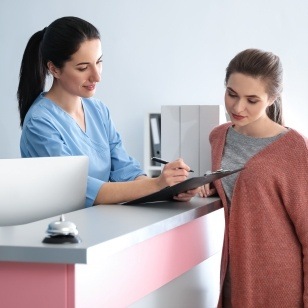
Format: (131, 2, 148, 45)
(20, 93, 145, 207)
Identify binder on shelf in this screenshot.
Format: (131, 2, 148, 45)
(161, 106, 180, 162)
(180, 105, 200, 177)
(149, 113, 161, 166)
(199, 105, 226, 174)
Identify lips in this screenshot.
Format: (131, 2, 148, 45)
(231, 113, 246, 120)
(84, 84, 96, 91)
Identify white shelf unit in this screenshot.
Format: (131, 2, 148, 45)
(161, 105, 226, 176)
(143, 113, 162, 178)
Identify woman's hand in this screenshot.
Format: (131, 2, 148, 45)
(198, 183, 217, 198)
(156, 158, 191, 188)
(156, 158, 199, 202)
(173, 187, 200, 202)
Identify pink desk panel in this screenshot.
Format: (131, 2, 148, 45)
(0, 208, 224, 308)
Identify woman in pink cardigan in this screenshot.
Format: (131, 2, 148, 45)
(202, 49, 308, 307)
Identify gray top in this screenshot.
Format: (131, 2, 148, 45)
(221, 126, 285, 202)
(0, 197, 221, 264)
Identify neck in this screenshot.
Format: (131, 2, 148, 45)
(46, 87, 82, 115)
(233, 117, 285, 138)
(45, 86, 86, 132)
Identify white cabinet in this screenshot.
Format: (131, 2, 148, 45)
(161, 105, 226, 176)
(144, 105, 226, 177)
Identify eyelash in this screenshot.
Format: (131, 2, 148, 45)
(227, 92, 258, 104)
(78, 60, 103, 72)
(228, 92, 237, 98)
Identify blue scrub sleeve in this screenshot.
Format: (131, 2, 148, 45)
(21, 118, 104, 207)
(86, 177, 105, 207)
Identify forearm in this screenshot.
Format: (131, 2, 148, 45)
(94, 158, 192, 204)
(94, 177, 160, 204)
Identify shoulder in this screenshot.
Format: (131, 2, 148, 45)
(209, 122, 232, 142)
(284, 128, 308, 152)
(268, 129, 308, 171)
(23, 93, 56, 126)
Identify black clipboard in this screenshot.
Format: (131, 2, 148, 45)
(122, 167, 244, 205)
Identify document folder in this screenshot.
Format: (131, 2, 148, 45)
(123, 167, 244, 205)
(150, 113, 161, 166)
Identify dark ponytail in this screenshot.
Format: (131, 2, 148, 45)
(17, 17, 100, 127)
(17, 28, 47, 127)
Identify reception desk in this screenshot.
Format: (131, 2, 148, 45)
(0, 197, 224, 308)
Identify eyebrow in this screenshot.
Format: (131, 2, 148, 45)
(226, 87, 261, 99)
(75, 55, 103, 67)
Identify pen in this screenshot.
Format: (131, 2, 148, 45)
(151, 157, 194, 172)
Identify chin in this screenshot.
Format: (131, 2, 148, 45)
(231, 121, 249, 130)
(81, 92, 95, 98)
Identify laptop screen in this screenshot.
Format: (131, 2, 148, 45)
(0, 156, 88, 226)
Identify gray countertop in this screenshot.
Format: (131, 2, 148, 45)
(0, 197, 222, 265)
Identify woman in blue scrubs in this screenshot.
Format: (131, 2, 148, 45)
(17, 16, 197, 207)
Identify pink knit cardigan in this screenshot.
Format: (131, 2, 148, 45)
(210, 123, 308, 308)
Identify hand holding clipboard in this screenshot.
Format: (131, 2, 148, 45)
(123, 167, 244, 205)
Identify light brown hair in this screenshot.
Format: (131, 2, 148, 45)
(225, 48, 283, 125)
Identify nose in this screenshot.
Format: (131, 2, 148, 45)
(233, 98, 246, 113)
(89, 66, 101, 83)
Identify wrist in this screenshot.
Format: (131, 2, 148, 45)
(153, 175, 165, 190)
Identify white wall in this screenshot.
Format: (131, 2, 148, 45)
(1, 0, 307, 164)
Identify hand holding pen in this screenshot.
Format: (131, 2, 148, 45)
(151, 157, 194, 172)
(152, 157, 199, 201)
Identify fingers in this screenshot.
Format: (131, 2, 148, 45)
(163, 158, 191, 173)
(159, 158, 192, 187)
(158, 158, 218, 201)
(173, 187, 200, 202)
(199, 184, 217, 198)
(173, 195, 192, 202)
